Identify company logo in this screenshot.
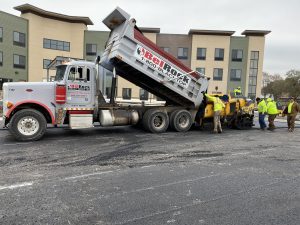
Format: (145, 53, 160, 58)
(68, 84, 90, 91)
(135, 45, 191, 88)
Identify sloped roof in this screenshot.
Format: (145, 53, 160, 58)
(14, 4, 93, 25)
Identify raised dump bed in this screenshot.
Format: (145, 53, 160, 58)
(100, 7, 209, 108)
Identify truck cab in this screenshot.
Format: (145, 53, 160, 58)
(54, 61, 96, 109)
(3, 60, 98, 140)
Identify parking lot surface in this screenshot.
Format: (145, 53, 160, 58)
(0, 121, 299, 225)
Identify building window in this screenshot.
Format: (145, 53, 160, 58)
(43, 59, 52, 69)
(251, 51, 259, 60)
(43, 38, 70, 51)
(122, 88, 132, 100)
(215, 48, 224, 61)
(0, 27, 3, 42)
(232, 49, 243, 62)
(140, 89, 149, 100)
(160, 47, 169, 53)
(13, 54, 26, 69)
(248, 51, 259, 98)
(197, 48, 206, 60)
(177, 47, 188, 60)
(86, 44, 97, 56)
(13, 31, 26, 47)
(230, 69, 242, 81)
(213, 68, 223, 81)
(0, 51, 2, 66)
(196, 67, 205, 75)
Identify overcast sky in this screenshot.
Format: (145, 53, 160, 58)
(2, 0, 299, 75)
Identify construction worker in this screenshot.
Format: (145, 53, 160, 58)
(266, 98, 278, 131)
(256, 97, 267, 130)
(204, 93, 225, 133)
(286, 97, 300, 132)
(234, 87, 242, 96)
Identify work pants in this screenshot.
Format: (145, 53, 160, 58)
(268, 114, 277, 130)
(287, 114, 297, 131)
(213, 110, 222, 133)
(258, 113, 266, 129)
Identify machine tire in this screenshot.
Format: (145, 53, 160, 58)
(235, 116, 253, 130)
(170, 109, 193, 132)
(142, 109, 169, 133)
(9, 109, 47, 141)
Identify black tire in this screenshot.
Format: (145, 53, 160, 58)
(142, 109, 169, 133)
(170, 109, 193, 132)
(9, 109, 47, 141)
(235, 116, 253, 130)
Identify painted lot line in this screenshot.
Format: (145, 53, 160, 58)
(0, 182, 34, 191)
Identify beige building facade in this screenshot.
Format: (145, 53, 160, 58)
(243, 32, 267, 98)
(190, 30, 233, 94)
(14, 4, 93, 81)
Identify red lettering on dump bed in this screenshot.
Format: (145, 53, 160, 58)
(134, 29, 200, 80)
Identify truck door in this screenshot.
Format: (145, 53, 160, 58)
(66, 66, 92, 106)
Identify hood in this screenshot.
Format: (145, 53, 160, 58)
(2, 82, 57, 116)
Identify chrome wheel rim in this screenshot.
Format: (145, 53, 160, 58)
(17, 116, 40, 136)
(153, 115, 165, 128)
(178, 115, 189, 128)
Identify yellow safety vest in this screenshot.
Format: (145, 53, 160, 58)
(267, 101, 278, 115)
(234, 89, 242, 95)
(205, 94, 225, 111)
(288, 102, 294, 114)
(257, 100, 267, 113)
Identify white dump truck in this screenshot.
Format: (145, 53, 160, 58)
(2, 7, 209, 141)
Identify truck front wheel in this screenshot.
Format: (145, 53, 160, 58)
(9, 109, 47, 141)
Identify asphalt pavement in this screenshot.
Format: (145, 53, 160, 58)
(0, 119, 299, 225)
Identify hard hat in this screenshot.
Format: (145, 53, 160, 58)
(266, 98, 272, 102)
(237, 86, 241, 89)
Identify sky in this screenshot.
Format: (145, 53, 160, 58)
(1, 0, 299, 75)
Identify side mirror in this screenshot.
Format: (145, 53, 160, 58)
(95, 56, 101, 64)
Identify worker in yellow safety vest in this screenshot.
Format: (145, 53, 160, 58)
(234, 87, 242, 96)
(256, 97, 267, 130)
(286, 97, 300, 132)
(266, 98, 278, 131)
(205, 93, 225, 133)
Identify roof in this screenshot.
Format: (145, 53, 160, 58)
(139, 27, 160, 33)
(189, 29, 235, 36)
(14, 4, 93, 25)
(241, 30, 271, 36)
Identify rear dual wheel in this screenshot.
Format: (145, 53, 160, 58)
(142, 109, 169, 133)
(142, 109, 193, 133)
(170, 110, 193, 132)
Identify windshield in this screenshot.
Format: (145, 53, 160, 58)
(55, 65, 67, 81)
